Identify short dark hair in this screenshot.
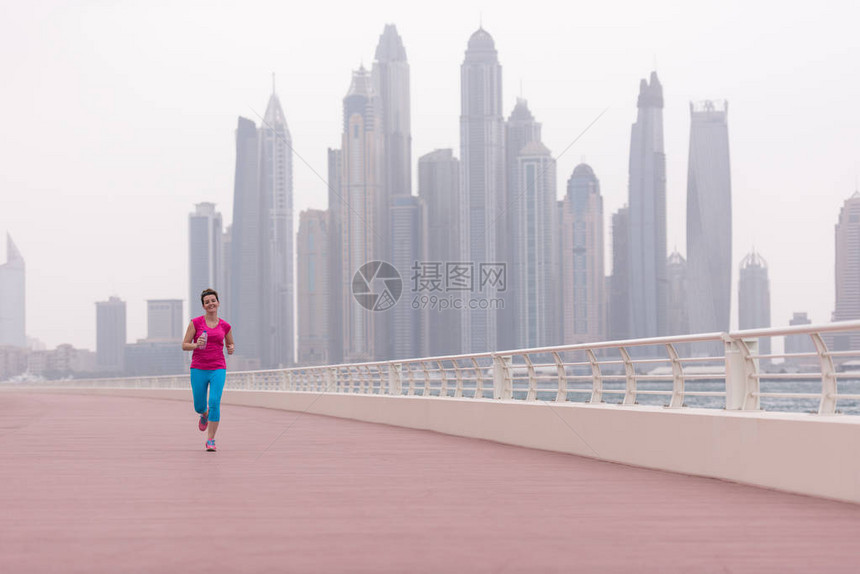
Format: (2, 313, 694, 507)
(200, 289, 219, 305)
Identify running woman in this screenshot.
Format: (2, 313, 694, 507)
(181, 288, 234, 452)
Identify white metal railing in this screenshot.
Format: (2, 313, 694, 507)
(8, 321, 860, 415)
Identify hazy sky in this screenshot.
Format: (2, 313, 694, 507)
(2, 0, 859, 350)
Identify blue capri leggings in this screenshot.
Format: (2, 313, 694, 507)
(190, 368, 226, 422)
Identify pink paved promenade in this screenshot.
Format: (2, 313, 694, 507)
(2, 392, 860, 573)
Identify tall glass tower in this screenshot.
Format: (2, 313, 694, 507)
(373, 24, 411, 199)
(419, 149, 461, 357)
(188, 202, 223, 321)
(460, 28, 504, 353)
(561, 164, 605, 344)
(503, 98, 542, 350)
(341, 67, 384, 362)
(229, 87, 295, 369)
(260, 89, 295, 368)
(738, 250, 771, 358)
(627, 72, 667, 339)
(512, 141, 557, 349)
(833, 192, 860, 351)
(687, 100, 732, 336)
(0, 234, 25, 348)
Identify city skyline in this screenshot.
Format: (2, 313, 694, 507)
(2, 2, 859, 350)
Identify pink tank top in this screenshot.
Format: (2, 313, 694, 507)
(190, 316, 231, 370)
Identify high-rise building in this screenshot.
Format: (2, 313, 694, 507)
(390, 195, 424, 359)
(188, 202, 223, 320)
(0, 234, 25, 348)
(608, 206, 630, 341)
(221, 225, 232, 314)
(259, 88, 295, 368)
(373, 24, 411, 199)
(460, 28, 504, 353)
(230, 116, 262, 370)
(627, 72, 667, 339)
(785, 312, 816, 368)
(341, 66, 385, 362)
(512, 141, 557, 349)
(502, 98, 542, 350)
(124, 298, 186, 377)
(832, 192, 860, 351)
(738, 250, 771, 358)
(666, 251, 688, 336)
(418, 149, 461, 357)
(686, 101, 732, 336)
(147, 299, 183, 341)
(96, 296, 126, 373)
(373, 24, 416, 360)
(229, 88, 295, 369)
(326, 149, 344, 364)
(297, 210, 329, 366)
(560, 164, 605, 344)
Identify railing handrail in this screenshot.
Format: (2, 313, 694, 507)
(7, 321, 860, 416)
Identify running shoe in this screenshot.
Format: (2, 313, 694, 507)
(198, 412, 208, 431)
(206, 439, 217, 452)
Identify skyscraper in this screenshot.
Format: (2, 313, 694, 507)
(832, 192, 860, 351)
(418, 149, 461, 357)
(146, 299, 183, 341)
(259, 89, 295, 368)
(125, 299, 185, 376)
(560, 164, 605, 344)
(785, 312, 815, 368)
(627, 72, 667, 339)
(230, 116, 262, 369)
(373, 24, 411, 199)
(460, 28, 504, 353)
(188, 202, 223, 320)
(297, 209, 329, 366)
(326, 149, 344, 364)
(96, 296, 126, 373)
(512, 141, 557, 349)
(229, 88, 295, 369)
(608, 206, 630, 341)
(221, 225, 232, 313)
(341, 66, 385, 362)
(738, 250, 771, 357)
(502, 98, 542, 350)
(374, 24, 416, 360)
(390, 195, 423, 359)
(666, 251, 688, 336)
(687, 100, 732, 336)
(0, 234, 25, 348)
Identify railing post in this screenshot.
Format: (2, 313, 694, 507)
(524, 355, 537, 401)
(586, 349, 603, 404)
(471, 358, 484, 399)
(452, 361, 464, 398)
(388, 363, 402, 396)
(724, 336, 759, 410)
(552, 351, 567, 403)
(666, 344, 685, 408)
(620, 347, 637, 405)
(493, 354, 513, 400)
(810, 333, 837, 415)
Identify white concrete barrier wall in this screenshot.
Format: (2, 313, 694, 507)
(18, 387, 860, 504)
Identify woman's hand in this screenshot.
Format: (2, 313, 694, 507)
(226, 344, 235, 355)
